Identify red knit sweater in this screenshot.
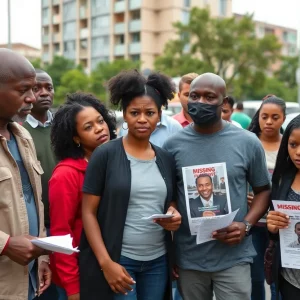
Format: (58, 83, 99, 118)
(49, 158, 88, 296)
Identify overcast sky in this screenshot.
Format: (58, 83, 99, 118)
(0, 0, 299, 49)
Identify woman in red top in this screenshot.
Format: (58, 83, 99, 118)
(49, 92, 116, 300)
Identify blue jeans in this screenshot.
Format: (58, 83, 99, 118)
(114, 254, 168, 300)
(172, 281, 183, 300)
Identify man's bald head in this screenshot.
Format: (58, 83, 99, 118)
(0, 48, 35, 85)
(191, 73, 227, 97)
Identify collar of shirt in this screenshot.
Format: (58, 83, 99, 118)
(26, 110, 53, 128)
(200, 194, 214, 207)
(173, 109, 190, 127)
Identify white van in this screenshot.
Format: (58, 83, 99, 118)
(236, 101, 300, 118)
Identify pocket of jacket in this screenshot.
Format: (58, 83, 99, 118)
(32, 162, 44, 201)
(0, 167, 13, 208)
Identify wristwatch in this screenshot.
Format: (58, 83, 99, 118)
(242, 220, 252, 236)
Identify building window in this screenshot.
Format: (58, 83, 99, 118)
(131, 32, 140, 43)
(91, 36, 109, 57)
(80, 39, 88, 49)
(63, 21, 76, 40)
(182, 11, 190, 25)
(54, 43, 60, 53)
(42, 7, 49, 24)
(63, 1, 76, 21)
(92, 15, 109, 29)
(183, 0, 191, 7)
(131, 54, 140, 61)
(131, 10, 140, 20)
(219, 0, 227, 16)
(116, 34, 125, 44)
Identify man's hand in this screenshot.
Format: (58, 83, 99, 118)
(212, 222, 246, 245)
(68, 293, 80, 300)
(267, 211, 290, 234)
(2, 236, 49, 266)
(172, 265, 179, 280)
(154, 206, 182, 231)
(37, 261, 52, 295)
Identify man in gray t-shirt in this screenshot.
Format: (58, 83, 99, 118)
(163, 73, 271, 300)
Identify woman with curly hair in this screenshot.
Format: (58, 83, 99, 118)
(49, 92, 116, 300)
(80, 70, 181, 300)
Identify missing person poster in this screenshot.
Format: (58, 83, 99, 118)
(183, 163, 232, 235)
(273, 200, 300, 269)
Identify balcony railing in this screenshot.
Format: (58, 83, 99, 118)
(42, 52, 50, 61)
(129, 19, 141, 32)
(52, 14, 60, 24)
(80, 28, 89, 39)
(80, 48, 88, 58)
(129, 42, 141, 54)
(52, 0, 60, 5)
(80, 6, 88, 19)
(129, 0, 142, 10)
(52, 33, 60, 43)
(42, 35, 49, 44)
(114, 44, 125, 56)
(114, 1, 125, 13)
(114, 23, 125, 34)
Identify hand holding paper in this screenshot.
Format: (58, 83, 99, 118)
(31, 234, 79, 255)
(196, 209, 239, 245)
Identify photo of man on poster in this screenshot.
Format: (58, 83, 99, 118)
(190, 174, 228, 218)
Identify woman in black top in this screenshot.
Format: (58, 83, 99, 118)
(267, 114, 300, 299)
(80, 70, 181, 300)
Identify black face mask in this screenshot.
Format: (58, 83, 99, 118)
(188, 102, 222, 126)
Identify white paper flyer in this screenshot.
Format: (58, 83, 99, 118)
(273, 200, 300, 269)
(182, 162, 232, 235)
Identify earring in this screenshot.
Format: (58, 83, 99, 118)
(122, 122, 128, 130)
(77, 143, 81, 148)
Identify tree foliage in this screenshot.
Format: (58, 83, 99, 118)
(155, 8, 281, 94)
(55, 69, 90, 105)
(89, 59, 140, 102)
(274, 56, 298, 89)
(45, 56, 76, 88)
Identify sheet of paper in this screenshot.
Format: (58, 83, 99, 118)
(31, 234, 79, 255)
(273, 200, 300, 269)
(141, 214, 174, 220)
(182, 162, 232, 235)
(196, 209, 239, 245)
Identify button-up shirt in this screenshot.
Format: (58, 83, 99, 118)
(26, 110, 53, 128)
(200, 194, 214, 207)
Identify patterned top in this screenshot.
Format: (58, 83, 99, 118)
(281, 188, 300, 289)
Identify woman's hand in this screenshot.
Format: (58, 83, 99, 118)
(267, 211, 290, 234)
(247, 192, 254, 207)
(68, 294, 80, 300)
(101, 260, 135, 294)
(154, 206, 182, 231)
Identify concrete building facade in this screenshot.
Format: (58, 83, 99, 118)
(0, 43, 41, 61)
(41, 0, 232, 73)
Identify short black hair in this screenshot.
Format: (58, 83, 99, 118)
(248, 96, 286, 136)
(272, 114, 300, 186)
(108, 69, 175, 111)
(236, 102, 244, 110)
(195, 174, 212, 185)
(51, 92, 117, 161)
(295, 222, 300, 229)
(227, 96, 235, 108)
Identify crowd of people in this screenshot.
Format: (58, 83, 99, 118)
(0, 48, 299, 300)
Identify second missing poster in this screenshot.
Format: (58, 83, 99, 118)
(182, 162, 232, 235)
